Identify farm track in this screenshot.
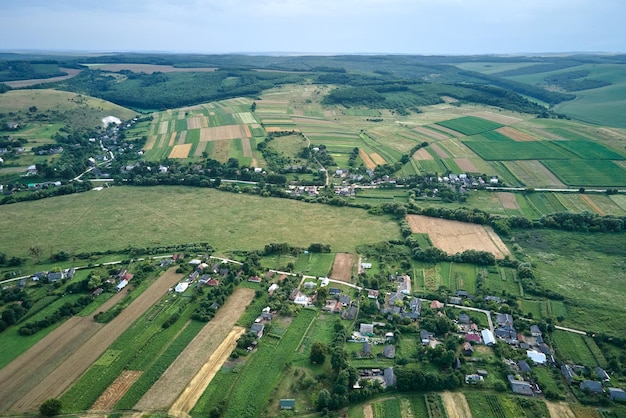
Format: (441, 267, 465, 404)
(0, 291, 126, 412)
(6, 268, 183, 413)
(135, 288, 255, 411)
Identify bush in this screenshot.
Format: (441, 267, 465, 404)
(39, 399, 62, 416)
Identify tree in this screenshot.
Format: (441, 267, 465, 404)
(39, 399, 62, 416)
(316, 388, 331, 410)
(310, 342, 327, 364)
(29, 246, 43, 263)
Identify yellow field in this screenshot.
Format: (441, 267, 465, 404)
(169, 143, 192, 159)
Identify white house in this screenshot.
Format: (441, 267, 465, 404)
(527, 350, 547, 365)
(175, 282, 189, 293)
(116, 279, 129, 291)
(482, 329, 496, 346)
(320, 277, 330, 287)
(268, 283, 279, 294)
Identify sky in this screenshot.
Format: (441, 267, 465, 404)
(1, 0, 625, 55)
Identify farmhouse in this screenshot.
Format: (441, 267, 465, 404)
(175, 282, 189, 293)
(508, 375, 534, 396)
(466, 333, 481, 343)
(420, 329, 435, 345)
(249, 323, 265, 338)
(595, 367, 610, 382)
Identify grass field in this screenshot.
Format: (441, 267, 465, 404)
(552, 330, 606, 367)
(542, 160, 626, 186)
(462, 141, 568, 160)
(436, 116, 504, 135)
(0, 186, 400, 258)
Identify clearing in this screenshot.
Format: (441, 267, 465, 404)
(329, 253, 354, 282)
(90, 370, 142, 411)
(168, 326, 246, 416)
(406, 215, 510, 259)
(7, 268, 183, 413)
(135, 288, 255, 411)
(441, 391, 472, 418)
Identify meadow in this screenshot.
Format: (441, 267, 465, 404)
(435, 116, 504, 135)
(0, 186, 400, 258)
(551, 330, 606, 368)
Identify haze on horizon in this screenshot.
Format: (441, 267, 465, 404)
(1, 0, 625, 55)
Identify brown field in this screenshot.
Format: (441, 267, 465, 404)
(581, 194, 606, 216)
(4, 68, 82, 88)
(193, 141, 208, 157)
(86, 64, 217, 74)
(496, 126, 538, 141)
(177, 130, 187, 145)
(498, 192, 520, 210)
(6, 269, 183, 413)
(265, 126, 300, 133)
(91, 370, 142, 411)
(330, 253, 354, 282)
(406, 215, 510, 259)
(370, 152, 387, 165)
(209, 140, 231, 162)
(241, 137, 253, 157)
(187, 116, 208, 130)
(168, 132, 177, 147)
(199, 125, 249, 141)
(261, 119, 294, 124)
(413, 126, 450, 141)
(158, 121, 170, 135)
(413, 147, 433, 160)
(135, 288, 255, 411)
(545, 401, 576, 418)
(359, 149, 377, 169)
(178, 111, 185, 120)
(0, 292, 126, 412)
(429, 143, 449, 158)
(470, 111, 522, 125)
(292, 116, 340, 126)
(169, 143, 192, 159)
(441, 391, 472, 418)
(454, 158, 478, 172)
(168, 326, 245, 416)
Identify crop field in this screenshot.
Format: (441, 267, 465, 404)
(0, 186, 400, 258)
(542, 160, 626, 186)
(462, 140, 567, 160)
(436, 116, 504, 135)
(441, 391, 472, 418)
(552, 140, 625, 160)
(407, 215, 510, 259)
(495, 126, 538, 141)
(503, 161, 565, 187)
(448, 263, 477, 293)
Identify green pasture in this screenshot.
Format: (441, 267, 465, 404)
(462, 141, 567, 160)
(465, 392, 549, 418)
(436, 116, 504, 135)
(542, 160, 626, 186)
(552, 330, 604, 367)
(552, 141, 625, 160)
(0, 186, 400, 259)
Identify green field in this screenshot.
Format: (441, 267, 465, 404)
(552, 330, 605, 367)
(0, 186, 400, 258)
(552, 141, 625, 160)
(542, 160, 626, 186)
(436, 116, 504, 135)
(462, 141, 568, 160)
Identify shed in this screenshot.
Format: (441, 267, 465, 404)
(594, 367, 610, 382)
(279, 399, 295, 410)
(580, 380, 604, 394)
(360, 323, 374, 335)
(116, 279, 129, 291)
(518, 360, 532, 373)
(383, 367, 396, 387)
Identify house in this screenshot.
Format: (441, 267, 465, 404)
(303, 281, 316, 289)
(383, 367, 396, 387)
(518, 360, 532, 373)
(248, 276, 262, 283)
(64, 268, 76, 279)
(383, 345, 396, 359)
(293, 294, 310, 306)
(160, 258, 173, 268)
(175, 282, 189, 293)
(508, 376, 534, 396)
(561, 365, 575, 384)
(496, 313, 514, 327)
(595, 367, 610, 382)
(361, 262, 372, 269)
(260, 312, 273, 321)
(402, 297, 422, 320)
(279, 399, 296, 410)
(362, 342, 373, 356)
(116, 279, 129, 291)
(268, 283, 279, 294)
(530, 325, 542, 337)
(382, 292, 404, 315)
(462, 342, 474, 356)
(207, 279, 219, 286)
(343, 305, 358, 320)
(465, 374, 483, 384)
(430, 300, 443, 310)
(360, 323, 374, 336)
(449, 296, 462, 305)
(466, 333, 481, 343)
(188, 271, 199, 280)
(250, 323, 265, 338)
(608, 388, 626, 401)
(481, 329, 495, 346)
(47, 271, 66, 282)
(338, 295, 351, 305)
(538, 343, 552, 356)
(397, 275, 411, 295)
(458, 313, 470, 324)
(527, 350, 547, 365)
(456, 290, 470, 298)
(485, 295, 502, 304)
(27, 165, 37, 175)
(368, 289, 379, 299)
(329, 287, 341, 296)
(320, 277, 330, 287)
(420, 329, 435, 345)
(580, 380, 604, 394)
(495, 325, 517, 340)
